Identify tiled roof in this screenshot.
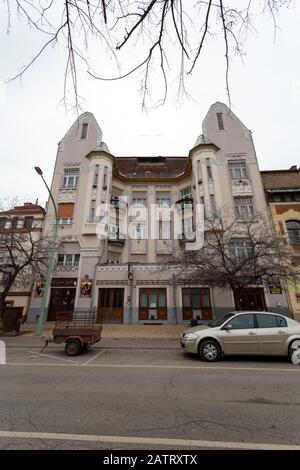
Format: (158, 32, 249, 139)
(261, 169, 300, 190)
(0, 203, 45, 216)
(114, 156, 189, 179)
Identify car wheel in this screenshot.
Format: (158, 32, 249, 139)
(65, 339, 82, 356)
(289, 340, 300, 364)
(199, 339, 221, 362)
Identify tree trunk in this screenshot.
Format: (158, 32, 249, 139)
(232, 287, 244, 311)
(0, 275, 16, 320)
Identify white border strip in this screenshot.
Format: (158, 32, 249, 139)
(0, 431, 299, 450)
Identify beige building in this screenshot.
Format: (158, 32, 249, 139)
(261, 167, 300, 321)
(27, 102, 290, 324)
(0, 202, 45, 320)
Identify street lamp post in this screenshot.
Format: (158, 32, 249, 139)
(34, 167, 58, 336)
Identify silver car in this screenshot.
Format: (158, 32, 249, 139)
(180, 311, 300, 362)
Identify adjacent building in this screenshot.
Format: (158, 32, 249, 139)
(27, 102, 290, 324)
(0, 202, 45, 320)
(261, 167, 300, 321)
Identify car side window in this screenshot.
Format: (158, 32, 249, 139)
(256, 314, 278, 328)
(227, 314, 255, 330)
(276, 316, 287, 328)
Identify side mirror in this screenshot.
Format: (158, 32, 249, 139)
(222, 324, 233, 331)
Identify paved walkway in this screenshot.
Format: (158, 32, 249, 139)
(1, 324, 188, 349)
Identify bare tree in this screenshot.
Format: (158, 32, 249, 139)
(0, 201, 51, 320)
(172, 211, 299, 309)
(3, 1, 293, 110)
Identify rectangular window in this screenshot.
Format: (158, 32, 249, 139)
(228, 239, 252, 262)
(234, 196, 254, 218)
(81, 123, 88, 139)
(132, 197, 146, 208)
(56, 254, 80, 268)
(89, 200, 96, 222)
(180, 187, 192, 200)
(157, 219, 171, 240)
(228, 161, 248, 180)
(0, 217, 7, 229)
(58, 203, 74, 224)
(139, 288, 167, 319)
(156, 197, 170, 208)
(103, 166, 108, 188)
(210, 195, 216, 217)
(182, 288, 212, 321)
(206, 158, 212, 179)
(63, 168, 79, 188)
(131, 222, 147, 239)
(58, 203, 74, 219)
(17, 219, 24, 228)
(24, 216, 34, 229)
(93, 173, 98, 187)
(216, 112, 225, 130)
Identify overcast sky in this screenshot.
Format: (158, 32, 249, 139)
(0, 3, 299, 208)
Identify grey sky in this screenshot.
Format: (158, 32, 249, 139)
(0, 4, 299, 207)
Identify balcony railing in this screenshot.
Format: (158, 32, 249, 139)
(108, 227, 126, 245)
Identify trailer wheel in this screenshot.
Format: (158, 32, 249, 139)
(65, 339, 82, 356)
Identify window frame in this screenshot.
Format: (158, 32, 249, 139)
(234, 196, 255, 219)
(228, 161, 248, 180)
(286, 220, 300, 244)
(80, 122, 88, 140)
(62, 168, 80, 188)
(216, 112, 225, 131)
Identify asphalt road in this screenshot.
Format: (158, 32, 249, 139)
(0, 344, 300, 450)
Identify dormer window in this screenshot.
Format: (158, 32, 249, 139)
(216, 112, 225, 131)
(81, 123, 88, 139)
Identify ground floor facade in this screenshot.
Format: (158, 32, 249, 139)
(27, 262, 291, 324)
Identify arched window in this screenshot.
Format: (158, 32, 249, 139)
(286, 220, 300, 244)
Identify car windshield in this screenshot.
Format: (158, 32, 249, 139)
(207, 312, 236, 328)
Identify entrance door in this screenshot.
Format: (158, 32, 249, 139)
(48, 288, 76, 321)
(139, 288, 167, 321)
(97, 288, 124, 323)
(182, 288, 212, 320)
(234, 288, 266, 311)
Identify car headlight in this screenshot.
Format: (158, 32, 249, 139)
(183, 333, 198, 340)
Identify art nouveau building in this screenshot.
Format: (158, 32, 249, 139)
(261, 167, 300, 321)
(27, 103, 290, 324)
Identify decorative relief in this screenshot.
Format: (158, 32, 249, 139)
(157, 239, 172, 255)
(58, 189, 77, 202)
(131, 239, 147, 254)
(231, 180, 252, 196)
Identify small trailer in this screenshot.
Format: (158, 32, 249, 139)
(42, 312, 102, 356)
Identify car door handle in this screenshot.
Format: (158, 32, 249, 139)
(248, 331, 256, 335)
(278, 330, 286, 334)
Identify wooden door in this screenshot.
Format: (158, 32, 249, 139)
(97, 288, 124, 323)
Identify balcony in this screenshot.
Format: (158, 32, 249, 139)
(110, 196, 127, 211)
(108, 227, 126, 246)
(175, 197, 193, 210)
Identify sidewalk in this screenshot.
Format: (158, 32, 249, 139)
(2, 323, 187, 349)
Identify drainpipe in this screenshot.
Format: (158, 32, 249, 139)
(172, 273, 177, 325)
(128, 263, 133, 324)
(90, 241, 104, 321)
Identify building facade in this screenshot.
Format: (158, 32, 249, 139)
(27, 102, 290, 324)
(261, 167, 300, 321)
(0, 202, 45, 320)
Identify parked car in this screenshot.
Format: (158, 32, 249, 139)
(180, 311, 300, 362)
